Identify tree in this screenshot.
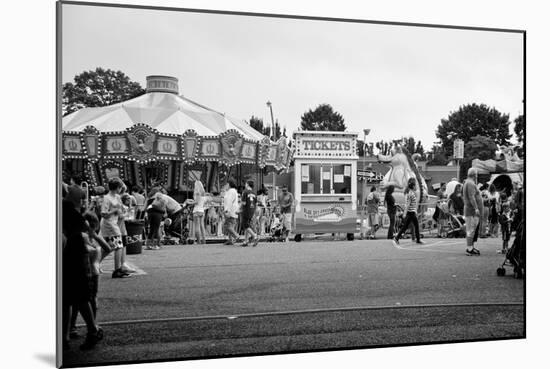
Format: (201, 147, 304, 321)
(62, 67, 145, 116)
(436, 103, 511, 158)
(464, 135, 498, 161)
(426, 144, 449, 166)
(300, 104, 346, 131)
(514, 114, 524, 145)
(373, 137, 426, 159)
(458, 135, 498, 181)
(249, 115, 265, 133)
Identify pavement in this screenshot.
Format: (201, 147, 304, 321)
(62, 236, 525, 366)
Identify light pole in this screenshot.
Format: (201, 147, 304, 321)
(362, 129, 370, 170)
(266, 101, 275, 140)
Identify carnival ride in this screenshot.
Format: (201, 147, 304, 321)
(62, 75, 293, 197)
(377, 145, 439, 237)
(472, 145, 524, 195)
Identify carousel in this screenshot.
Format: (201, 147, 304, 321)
(62, 75, 293, 198)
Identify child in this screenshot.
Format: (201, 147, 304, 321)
(100, 178, 131, 278)
(68, 212, 110, 346)
(270, 211, 284, 242)
(499, 194, 513, 254)
(251, 206, 262, 236)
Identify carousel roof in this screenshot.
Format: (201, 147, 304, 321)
(62, 76, 265, 141)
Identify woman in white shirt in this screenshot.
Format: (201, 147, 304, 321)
(193, 180, 207, 244)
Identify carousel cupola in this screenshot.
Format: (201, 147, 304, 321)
(145, 75, 179, 94)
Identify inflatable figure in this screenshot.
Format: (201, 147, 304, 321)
(377, 145, 429, 210)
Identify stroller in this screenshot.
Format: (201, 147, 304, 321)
(434, 201, 466, 238)
(162, 202, 192, 244)
(497, 221, 525, 279)
(267, 213, 285, 242)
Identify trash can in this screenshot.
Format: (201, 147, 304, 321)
(125, 219, 145, 255)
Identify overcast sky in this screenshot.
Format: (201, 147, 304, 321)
(62, 4, 523, 150)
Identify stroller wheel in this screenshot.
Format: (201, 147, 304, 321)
(513, 267, 523, 279)
(496, 267, 506, 277)
(187, 239, 195, 245)
(346, 233, 354, 241)
(294, 234, 302, 242)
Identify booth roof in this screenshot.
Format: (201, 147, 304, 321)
(62, 92, 265, 141)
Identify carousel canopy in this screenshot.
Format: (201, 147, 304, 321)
(63, 77, 264, 141)
(61, 76, 293, 171)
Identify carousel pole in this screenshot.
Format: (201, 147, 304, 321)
(267, 100, 276, 200)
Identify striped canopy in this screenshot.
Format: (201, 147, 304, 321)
(62, 91, 265, 141)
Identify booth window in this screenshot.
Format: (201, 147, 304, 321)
(301, 164, 351, 195)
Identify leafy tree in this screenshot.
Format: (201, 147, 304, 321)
(249, 115, 265, 133)
(513, 114, 524, 145)
(62, 67, 145, 116)
(300, 104, 346, 131)
(249, 115, 284, 140)
(464, 135, 498, 161)
(436, 103, 511, 158)
(458, 135, 498, 180)
(373, 137, 426, 159)
(426, 143, 449, 166)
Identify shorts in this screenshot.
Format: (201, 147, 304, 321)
(104, 235, 124, 250)
(241, 214, 254, 230)
(282, 213, 292, 231)
(465, 216, 480, 238)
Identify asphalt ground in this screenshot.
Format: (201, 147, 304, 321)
(62, 236, 525, 367)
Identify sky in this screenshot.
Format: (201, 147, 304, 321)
(62, 3, 523, 151)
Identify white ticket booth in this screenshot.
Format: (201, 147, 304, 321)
(292, 131, 359, 241)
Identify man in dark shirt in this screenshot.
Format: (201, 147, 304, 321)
(241, 180, 259, 247)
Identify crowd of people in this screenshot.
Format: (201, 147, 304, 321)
(433, 169, 524, 255)
(360, 179, 425, 244)
(358, 168, 524, 257)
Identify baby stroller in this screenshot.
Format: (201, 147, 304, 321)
(497, 221, 525, 279)
(267, 214, 285, 242)
(435, 201, 466, 238)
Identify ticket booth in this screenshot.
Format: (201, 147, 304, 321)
(292, 131, 359, 241)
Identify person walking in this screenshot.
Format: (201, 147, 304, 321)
(463, 168, 484, 256)
(257, 186, 269, 236)
(241, 180, 260, 247)
(384, 185, 396, 239)
(192, 180, 207, 244)
(223, 179, 240, 245)
(393, 178, 424, 245)
(487, 184, 500, 237)
(278, 184, 294, 243)
(365, 186, 380, 239)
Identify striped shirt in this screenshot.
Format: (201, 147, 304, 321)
(406, 191, 418, 213)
